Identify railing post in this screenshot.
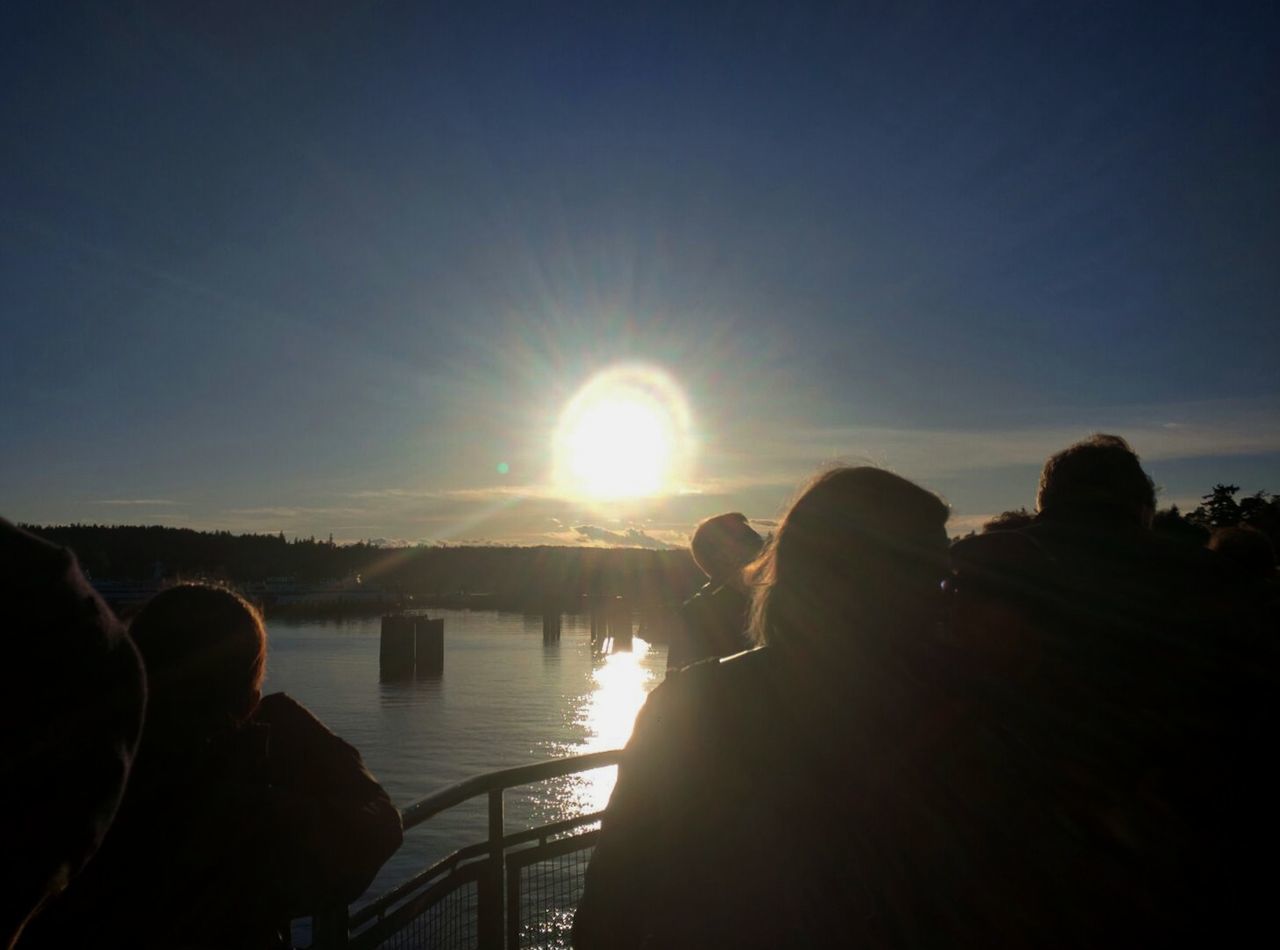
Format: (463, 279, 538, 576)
(311, 908, 349, 950)
(478, 788, 506, 949)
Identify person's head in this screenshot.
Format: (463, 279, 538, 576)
(948, 531, 1055, 673)
(690, 512, 764, 587)
(1036, 434, 1156, 528)
(0, 519, 145, 948)
(981, 508, 1035, 533)
(751, 467, 950, 662)
(1208, 525, 1277, 583)
(129, 584, 267, 736)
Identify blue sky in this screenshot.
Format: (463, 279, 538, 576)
(3, 1, 1277, 544)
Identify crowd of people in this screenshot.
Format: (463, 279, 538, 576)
(576, 435, 1276, 948)
(3, 433, 1275, 948)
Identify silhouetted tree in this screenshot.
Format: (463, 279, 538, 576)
(1189, 484, 1242, 529)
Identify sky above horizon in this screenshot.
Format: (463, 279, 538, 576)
(3, 1, 1278, 547)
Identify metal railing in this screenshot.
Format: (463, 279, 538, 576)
(313, 749, 623, 950)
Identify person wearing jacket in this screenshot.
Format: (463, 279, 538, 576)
(22, 584, 403, 950)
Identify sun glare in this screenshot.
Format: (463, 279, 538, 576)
(553, 364, 693, 500)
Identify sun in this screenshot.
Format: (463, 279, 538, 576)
(553, 364, 693, 500)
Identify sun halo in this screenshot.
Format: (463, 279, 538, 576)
(553, 365, 692, 502)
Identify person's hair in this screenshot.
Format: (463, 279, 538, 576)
(1036, 434, 1156, 527)
(749, 467, 950, 659)
(690, 512, 764, 583)
(981, 508, 1035, 533)
(129, 584, 267, 733)
(1208, 525, 1277, 582)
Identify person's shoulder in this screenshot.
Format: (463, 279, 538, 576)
(254, 690, 322, 726)
(705, 583, 750, 617)
(679, 582, 718, 615)
(656, 647, 769, 707)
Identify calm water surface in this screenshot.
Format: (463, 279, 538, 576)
(262, 610, 667, 902)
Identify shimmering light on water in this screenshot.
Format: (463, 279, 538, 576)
(565, 641, 658, 814)
(262, 610, 667, 904)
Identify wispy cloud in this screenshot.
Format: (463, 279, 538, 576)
(741, 397, 1280, 481)
(224, 505, 372, 520)
(92, 498, 178, 506)
(572, 524, 677, 549)
(347, 483, 619, 503)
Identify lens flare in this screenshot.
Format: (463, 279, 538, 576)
(553, 363, 693, 500)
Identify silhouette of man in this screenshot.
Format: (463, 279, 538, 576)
(994, 434, 1276, 943)
(666, 513, 764, 672)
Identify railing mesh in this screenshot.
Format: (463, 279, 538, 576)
(513, 845, 595, 949)
(373, 880, 479, 950)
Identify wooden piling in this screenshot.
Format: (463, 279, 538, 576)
(588, 596, 605, 644)
(542, 610, 561, 643)
(380, 614, 416, 679)
(415, 617, 444, 675)
(609, 597, 633, 651)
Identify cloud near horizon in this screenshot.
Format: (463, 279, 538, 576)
(92, 498, 179, 506)
(571, 524, 677, 549)
(29, 397, 1279, 545)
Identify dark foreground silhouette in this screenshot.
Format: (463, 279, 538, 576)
(6, 434, 1276, 948)
(666, 512, 764, 671)
(576, 442, 1277, 948)
(576, 467, 958, 947)
(20, 585, 402, 950)
(0, 520, 145, 950)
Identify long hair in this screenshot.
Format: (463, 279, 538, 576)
(749, 467, 950, 663)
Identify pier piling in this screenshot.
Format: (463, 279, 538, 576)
(415, 617, 445, 675)
(379, 615, 416, 679)
(542, 610, 561, 643)
(609, 598, 633, 651)
(380, 613, 443, 679)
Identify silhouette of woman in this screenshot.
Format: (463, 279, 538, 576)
(22, 584, 402, 950)
(574, 467, 953, 949)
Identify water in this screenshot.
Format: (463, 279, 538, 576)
(261, 610, 667, 904)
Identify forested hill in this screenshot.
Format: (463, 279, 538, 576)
(23, 485, 1276, 604)
(23, 524, 703, 603)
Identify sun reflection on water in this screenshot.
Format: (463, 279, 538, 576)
(553, 638, 664, 819)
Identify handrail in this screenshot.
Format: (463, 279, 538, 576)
(318, 749, 624, 950)
(400, 748, 624, 829)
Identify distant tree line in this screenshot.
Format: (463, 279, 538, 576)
(27, 483, 1274, 605)
(23, 523, 704, 605)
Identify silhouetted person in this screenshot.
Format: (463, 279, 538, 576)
(947, 530, 1057, 676)
(22, 584, 403, 950)
(995, 434, 1276, 943)
(980, 507, 1036, 533)
(1018, 433, 1239, 649)
(575, 468, 955, 948)
(1209, 524, 1280, 636)
(1209, 524, 1277, 584)
(0, 520, 145, 950)
(666, 512, 763, 672)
